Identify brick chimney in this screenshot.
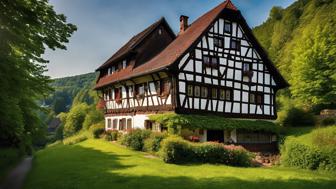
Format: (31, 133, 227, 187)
(180, 15, 189, 33)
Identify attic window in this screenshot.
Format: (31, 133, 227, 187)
(122, 60, 127, 69)
(214, 37, 224, 48)
(203, 55, 219, 68)
(158, 29, 162, 35)
(224, 22, 231, 33)
(230, 39, 240, 50)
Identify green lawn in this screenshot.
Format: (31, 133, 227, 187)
(24, 139, 336, 189)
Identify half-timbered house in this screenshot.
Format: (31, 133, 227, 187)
(95, 0, 288, 150)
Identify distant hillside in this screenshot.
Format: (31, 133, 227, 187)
(253, 0, 336, 80)
(44, 72, 97, 114)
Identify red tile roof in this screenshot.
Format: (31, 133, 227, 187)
(95, 0, 289, 89)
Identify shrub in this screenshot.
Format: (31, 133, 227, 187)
(63, 103, 90, 137)
(89, 122, 105, 139)
(104, 130, 120, 141)
(143, 132, 167, 153)
(281, 140, 321, 169)
(160, 137, 252, 166)
(281, 107, 315, 127)
(121, 129, 151, 151)
(321, 117, 336, 126)
(160, 136, 193, 164)
(319, 148, 336, 171)
(82, 108, 104, 130)
(63, 133, 88, 145)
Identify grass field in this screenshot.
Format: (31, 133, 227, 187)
(24, 139, 336, 189)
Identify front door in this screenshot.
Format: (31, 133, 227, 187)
(207, 130, 224, 143)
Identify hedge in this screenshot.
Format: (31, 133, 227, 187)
(149, 113, 280, 133)
(281, 139, 336, 171)
(120, 129, 151, 151)
(160, 136, 252, 166)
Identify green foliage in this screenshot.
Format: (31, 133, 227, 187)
(253, 0, 336, 110)
(62, 132, 88, 145)
(160, 136, 252, 166)
(24, 139, 336, 189)
(63, 103, 90, 137)
(290, 24, 336, 106)
(280, 107, 315, 127)
(0, 0, 76, 150)
(83, 107, 104, 130)
(281, 141, 321, 169)
(143, 132, 167, 153)
(55, 125, 64, 140)
(89, 122, 105, 139)
(120, 129, 151, 151)
(281, 126, 336, 171)
(149, 113, 280, 133)
(321, 117, 336, 126)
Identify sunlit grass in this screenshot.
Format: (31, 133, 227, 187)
(24, 139, 336, 189)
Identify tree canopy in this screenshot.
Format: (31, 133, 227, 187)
(0, 0, 76, 150)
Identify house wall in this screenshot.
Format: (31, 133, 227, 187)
(105, 114, 150, 130)
(103, 72, 174, 114)
(176, 17, 278, 119)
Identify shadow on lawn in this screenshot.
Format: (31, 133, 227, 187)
(24, 143, 336, 189)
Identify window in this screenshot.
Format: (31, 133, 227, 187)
(194, 86, 200, 97)
(203, 55, 219, 68)
(135, 84, 145, 97)
(108, 68, 111, 75)
(224, 22, 231, 33)
(108, 88, 113, 100)
(230, 39, 240, 50)
(160, 79, 170, 96)
(111, 66, 115, 73)
(128, 86, 133, 97)
(145, 120, 153, 130)
(256, 93, 263, 104)
(225, 89, 232, 101)
(187, 85, 193, 96)
(119, 118, 126, 131)
(211, 88, 218, 99)
(237, 130, 272, 144)
(249, 93, 255, 103)
(117, 62, 122, 71)
(107, 119, 112, 129)
(122, 60, 127, 69)
(243, 63, 251, 72)
(201, 86, 208, 98)
(250, 93, 263, 104)
(114, 88, 122, 103)
(112, 119, 118, 130)
(127, 118, 132, 130)
(214, 37, 224, 48)
(220, 89, 226, 100)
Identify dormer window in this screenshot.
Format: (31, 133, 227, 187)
(230, 39, 240, 50)
(203, 55, 219, 68)
(214, 37, 224, 48)
(243, 62, 253, 78)
(224, 22, 231, 33)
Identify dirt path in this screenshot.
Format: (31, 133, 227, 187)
(0, 157, 33, 189)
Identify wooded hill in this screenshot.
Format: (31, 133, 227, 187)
(253, 0, 336, 109)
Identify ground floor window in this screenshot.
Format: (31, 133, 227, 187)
(127, 118, 132, 130)
(112, 119, 118, 130)
(107, 119, 112, 129)
(144, 120, 154, 130)
(237, 130, 272, 144)
(119, 118, 126, 131)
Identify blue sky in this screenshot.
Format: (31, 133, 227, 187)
(46, 0, 295, 78)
